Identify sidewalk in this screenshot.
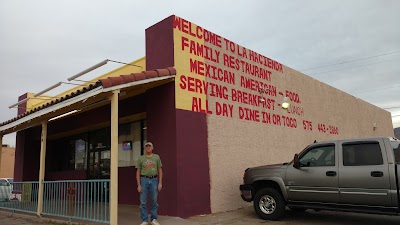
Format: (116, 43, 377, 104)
(118, 205, 201, 225)
(0, 205, 203, 225)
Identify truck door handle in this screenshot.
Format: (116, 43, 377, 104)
(371, 171, 383, 177)
(326, 171, 336, 176)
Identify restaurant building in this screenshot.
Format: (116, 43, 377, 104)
(0, 15, 394, 224)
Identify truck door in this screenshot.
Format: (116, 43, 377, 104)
(339, 139, 391, 206)
(392, 140, 400, 208)
(286, 143, 339, 203)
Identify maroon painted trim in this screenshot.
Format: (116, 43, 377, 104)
(14, 130, 26, 182)
(175, 109, 211, 217)
(145, 15, 175, 71)
(46, 170, 87, 181)
(145, 16, 179, 215)
(17, 93, 28, 116)
(118, 167, 139, 205)
(145, 15, 210, 217)
(146, 82, 178, 216)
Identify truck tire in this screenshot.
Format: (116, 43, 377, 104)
(253, 187, 286, 220)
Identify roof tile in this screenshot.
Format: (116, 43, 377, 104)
(167, 67, 176, 75)
(134, 72, 146, 81)
(143, 70, 158, 79)
(122, 74, 136, 83)
(100, 78, 113, 88)
(110, 76, 125, 86)
(155, 69, 170, 76)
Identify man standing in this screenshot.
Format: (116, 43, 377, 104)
(136, 142, 163, 225)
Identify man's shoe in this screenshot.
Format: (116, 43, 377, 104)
(140, 222, 148, 225)
(151, 219, 160, 225)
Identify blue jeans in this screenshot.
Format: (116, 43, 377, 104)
(140, 177, 159, 222)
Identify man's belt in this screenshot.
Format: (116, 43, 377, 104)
(140, 175, 158, 178)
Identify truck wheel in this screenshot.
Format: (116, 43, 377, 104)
(253, 187, 286, 220)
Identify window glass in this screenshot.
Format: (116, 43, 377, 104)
(49, 119, 146, 172)
(89, 128, 110, 151)
(68, 134, 88, 170)
(143, 120, 147, 149)
(88, 127, 110, 179)
(0, 179, 7, 186)
(118, 121, 146, 167)
(343, 143, 383, 166)
(392, 141, 400, 164)
(300, 145, 335, 167)
(74, 138, 88, 170)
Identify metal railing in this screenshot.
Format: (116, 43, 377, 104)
(0, 180, 110, 223)
(42, 180, 110, 223)
(0, 181, 39, 214)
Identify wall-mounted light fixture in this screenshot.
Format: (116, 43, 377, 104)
(281, 97, 290, 109)
(258, 85, 269, 104)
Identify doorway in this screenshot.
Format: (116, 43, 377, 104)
(88, 146, 111, 179)
(88, 128, 111, 180)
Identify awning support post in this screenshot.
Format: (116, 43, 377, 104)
(110, 90, 119, 225)
(37, 121, 47, 217)
(0, 135, 3, 175)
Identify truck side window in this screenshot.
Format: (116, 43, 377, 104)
(299, 145, 335, 167)
(343, 143, 383, 166)
(391, 141, 400, 164)
(0, 179, 7, 186)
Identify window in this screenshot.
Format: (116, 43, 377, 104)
(343, 142, 383, 166)
(50, 119, 147, 173)
(392, 141, 400, 164)
(300, 145, 335, 167)
(0, 179, 8, 186)
(72, 137, 88, 170)
(118, 121, 146, 167)
(68, 134, 89, 171)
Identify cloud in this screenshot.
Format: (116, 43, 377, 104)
(1, 0, 400, 146)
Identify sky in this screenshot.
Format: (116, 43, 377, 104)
(1, 0, 399, 146)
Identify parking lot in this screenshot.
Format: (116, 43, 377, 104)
(190, 206, 400, 225)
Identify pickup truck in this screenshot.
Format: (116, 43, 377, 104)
(0, 178, 13, 202)
(240, 137, 400, 220)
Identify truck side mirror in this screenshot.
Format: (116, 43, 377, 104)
(293, 154, 300, 169)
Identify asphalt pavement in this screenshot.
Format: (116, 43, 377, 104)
(190, 206, 400, 225)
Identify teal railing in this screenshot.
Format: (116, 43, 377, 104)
(0, 180, 110, 223)
(0, 181, 39, 214)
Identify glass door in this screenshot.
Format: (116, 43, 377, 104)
(89, 147, 110, 179)
(88, 127, 110, 180)
(99, 149, 110, 179)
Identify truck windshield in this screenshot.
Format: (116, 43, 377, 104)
(391, 140, 400, 164)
